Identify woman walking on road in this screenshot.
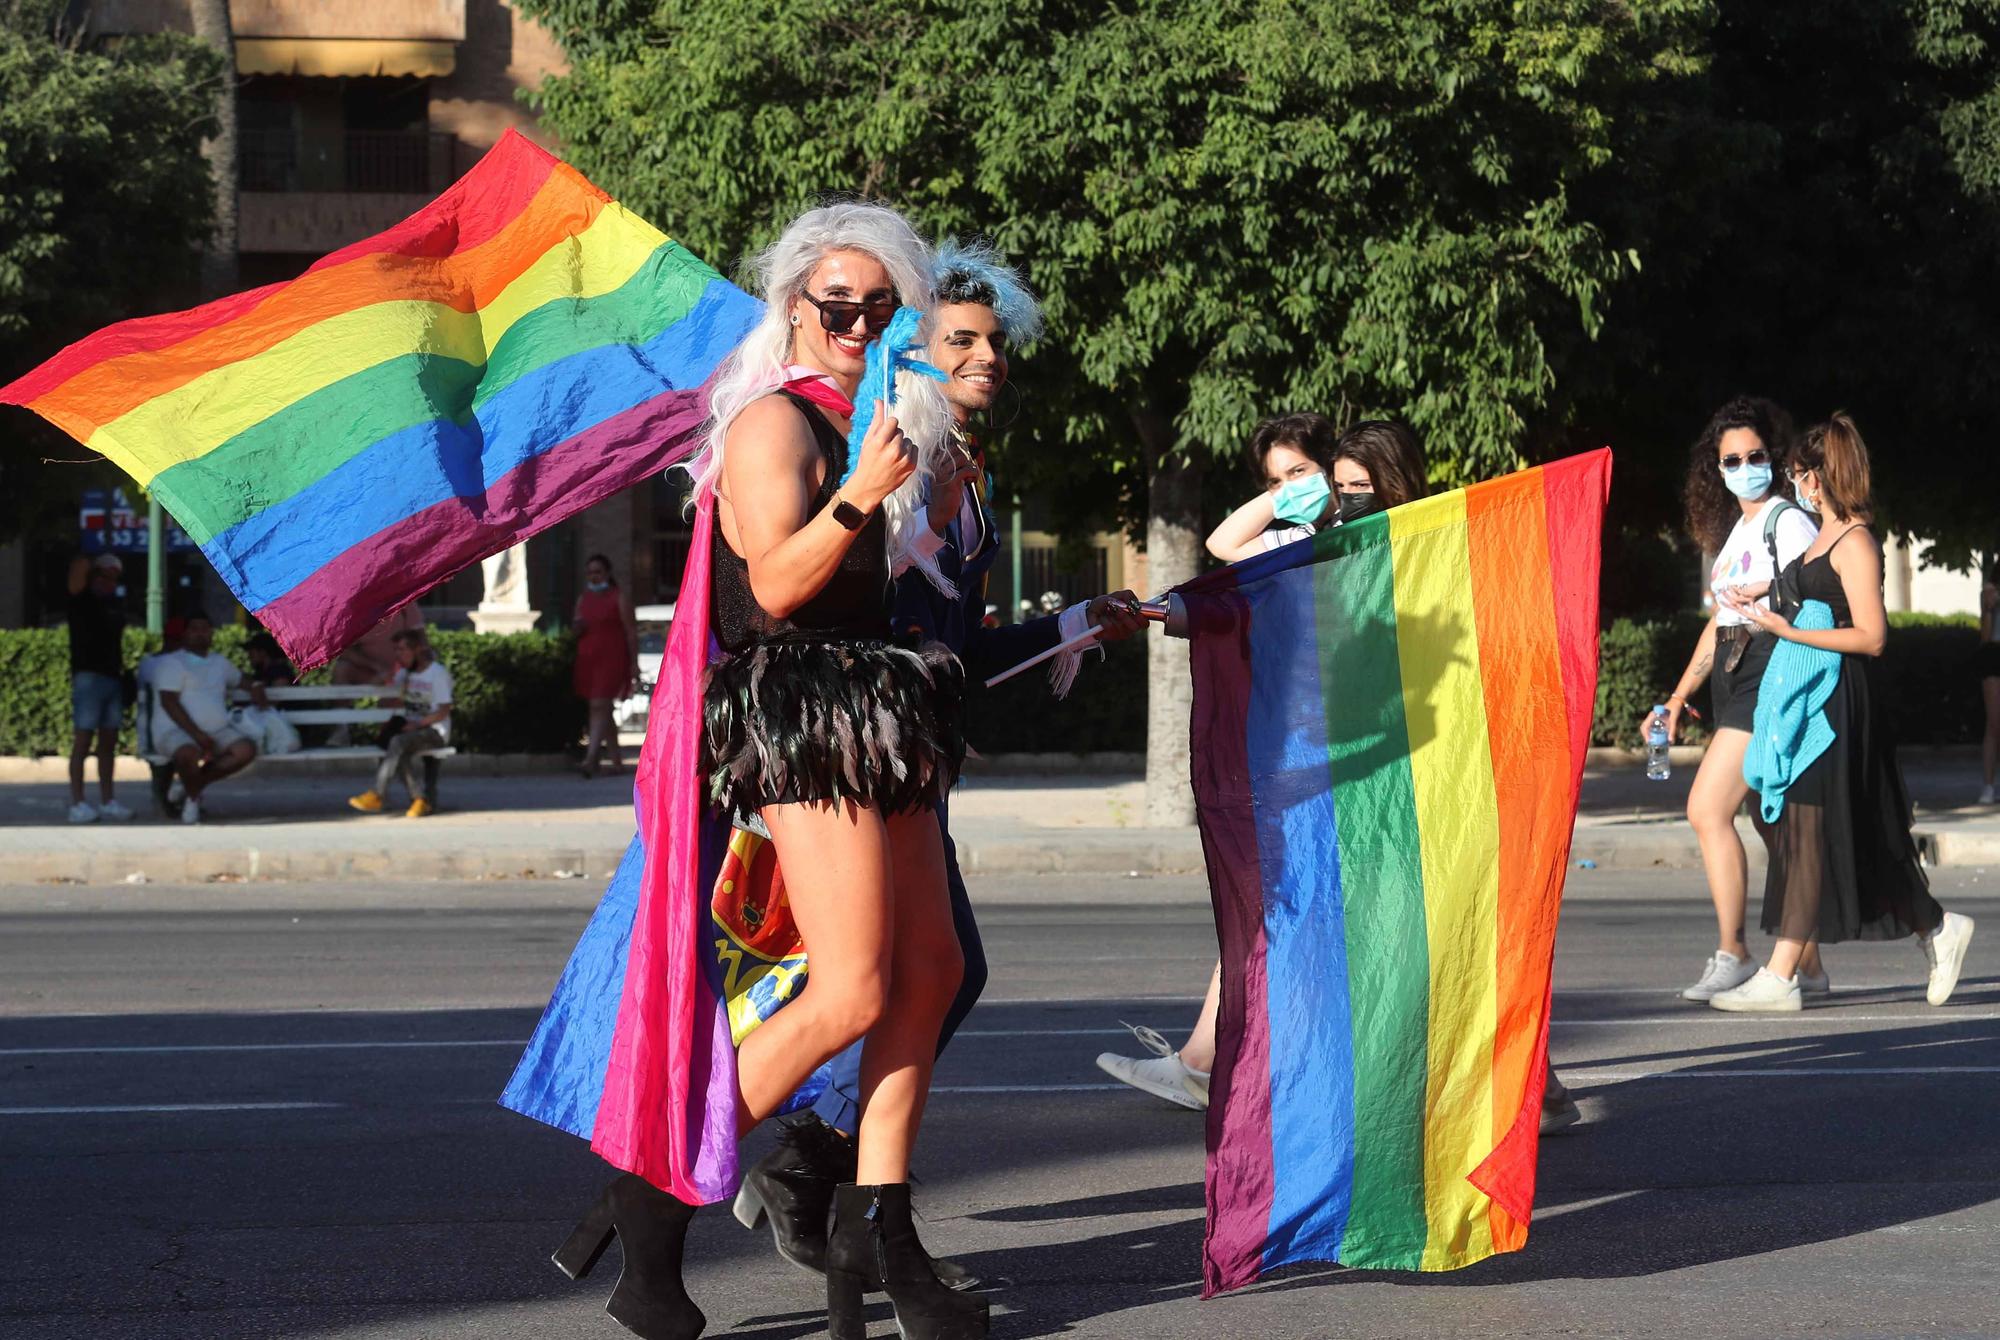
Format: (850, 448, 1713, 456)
(1711, 413, 1974, 1010)
(1653, 396, 1827, 1002)
(572, 553, 640, 778)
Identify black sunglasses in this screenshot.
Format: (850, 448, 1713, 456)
(799, 290, 897, 335)
(1718, 449, 1770, 471)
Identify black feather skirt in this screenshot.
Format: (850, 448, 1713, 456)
(701, 636, 967, 818)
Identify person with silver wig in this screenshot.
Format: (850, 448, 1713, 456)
(550, 200, 990, 1340)
(728, 237, 1145, 1295)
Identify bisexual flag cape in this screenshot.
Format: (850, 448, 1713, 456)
(1181, 450, 1609, 1294)
(0, 131, 759, 669)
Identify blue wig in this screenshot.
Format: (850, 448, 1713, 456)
(933, 239, 1044, 346)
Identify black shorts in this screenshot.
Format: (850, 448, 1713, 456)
(1711, 630, 1777, 732)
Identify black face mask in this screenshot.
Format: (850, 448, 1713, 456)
(1336, 491, 1381, 525)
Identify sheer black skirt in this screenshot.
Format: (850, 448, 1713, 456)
(1753, 655, 1942, 944)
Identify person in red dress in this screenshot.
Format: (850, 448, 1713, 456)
(572, 553, 640, 778)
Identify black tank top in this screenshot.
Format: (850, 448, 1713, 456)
(710, 391, 893, 653)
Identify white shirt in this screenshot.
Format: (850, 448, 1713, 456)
(1259, 521, 1317, 553)
(1711, 499, 1817, 627)
(394, 658, 455, 743)
(151, 650, 242, 735)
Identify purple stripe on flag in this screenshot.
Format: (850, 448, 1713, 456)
(252, 386, 709, 668)
(1184, 584, 1279, 1297)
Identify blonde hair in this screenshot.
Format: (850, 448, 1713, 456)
(1795, 411, 1873, 523)
(691, 202, 952, 586)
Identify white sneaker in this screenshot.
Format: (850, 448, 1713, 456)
(1980, 785, 1996, 805)
(1680, 950, 1757, 1001)
(1798, 965, 1831, 997)
(180, 797, 201, 826)
(67, 802, 99, 825)
(1710, 967, 1803, 1012)
(1095, 1024, 1208, 1111)
(167, 777, 186, 806)
(98, 799, 133, 822)
(1924, 912, 1975, 1006)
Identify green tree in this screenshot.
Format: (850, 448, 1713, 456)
(0, 0, 223, 544)
(516, 0, 1711, 819)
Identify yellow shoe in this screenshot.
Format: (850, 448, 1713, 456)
(347, 791, 384, 813)
(405, 797, 435, 818)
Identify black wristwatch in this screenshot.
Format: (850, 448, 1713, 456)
(831, 496, 869, 531)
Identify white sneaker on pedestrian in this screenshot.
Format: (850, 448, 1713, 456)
(98, 799, 133, 822)
(67, 802, 99, 825)
(1798, 965, 1831, 997)
(1710, 968, 1803, 1012)
(180, 797, 201, 826)
(1924, 912, 1975, 1007)
(167, 777, 186, 806)
(1980, 784, 1996, 805)
(1095, 1024, 1208, 1111)
(1680, 950, 1757, 1001)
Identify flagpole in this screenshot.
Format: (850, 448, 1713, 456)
(146, 496, 164, 635)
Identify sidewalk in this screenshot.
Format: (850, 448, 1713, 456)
(6, 749, 1999, 884)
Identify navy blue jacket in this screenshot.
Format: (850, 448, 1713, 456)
(893, 496, 1062, 678)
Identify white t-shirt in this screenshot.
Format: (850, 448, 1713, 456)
(151, 650, 242, 735)
(1710, 499, 1818, 626)
(394, 658, 455, 743)
(1259, 521, 1317, 553)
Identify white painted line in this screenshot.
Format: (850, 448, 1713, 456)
(1569, 1066, 2000, 1081)
(933, 1084, 1127, 1094)
(0, 1102, 339, 1116)
(1551, 1014, 2000, 1026)
(0, 1040, 520, 1057)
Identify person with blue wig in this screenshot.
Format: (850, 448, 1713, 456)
(729, 239, 1146, 1287)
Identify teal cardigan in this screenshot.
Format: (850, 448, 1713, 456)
(1743, 599, 1842, 822)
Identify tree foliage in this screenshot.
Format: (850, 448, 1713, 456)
(0, 0, 224, 540)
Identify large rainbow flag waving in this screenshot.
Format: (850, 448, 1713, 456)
(0, 130, 758, 668)
(1180, 449, 1608, 1294)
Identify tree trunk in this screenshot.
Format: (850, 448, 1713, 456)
(1137, 407, 1203, 828)
(190, 0, 238, 299)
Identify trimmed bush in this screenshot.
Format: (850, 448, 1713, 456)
(966, 633, 1146, 754)
(1592, 614, 1710, 747)
(1881, 613, 1980, 746)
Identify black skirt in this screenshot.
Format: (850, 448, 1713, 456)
(701, 636, 966, 819)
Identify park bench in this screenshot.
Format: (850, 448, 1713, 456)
(136, 681, 455, 790)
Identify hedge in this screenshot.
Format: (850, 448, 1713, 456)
(0, 626, 582, 757)
(0, 612, 1985, 756)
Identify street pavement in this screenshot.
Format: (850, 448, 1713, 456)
(9, 748, 2000, 883)
(4, 869, 1999, 1339)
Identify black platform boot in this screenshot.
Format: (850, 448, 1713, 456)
(553, 1173, 706, 1340)
(826, 1183, 988, 1340)
(731, 1115, 854, 1274)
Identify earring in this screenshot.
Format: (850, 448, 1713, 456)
(790, 315, 800, 326)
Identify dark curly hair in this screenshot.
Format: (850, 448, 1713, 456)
(1683, 396, 1796, 552)
(1244, 412, 1339, 484)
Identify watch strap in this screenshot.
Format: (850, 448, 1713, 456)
(831, 497, 868, 531)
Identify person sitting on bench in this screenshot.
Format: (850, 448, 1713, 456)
(152, 613, 268, 825)
(348, 628, 453, 819)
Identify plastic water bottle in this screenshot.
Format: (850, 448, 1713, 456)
(1646, 705, 1672, 781)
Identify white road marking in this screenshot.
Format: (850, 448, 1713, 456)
(1568, 1066, 2000, 1080)
(0, 1102, 339, 1115)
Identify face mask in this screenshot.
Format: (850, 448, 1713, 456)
(1336, 491, 1382, 525)
(586, 580, 610, 593)
(1791, 476, 1819, 514)
(1721, 462, 1772, 501)
(1272, 474, 1331, 527)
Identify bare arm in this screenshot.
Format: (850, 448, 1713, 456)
(1206, 492, 1280, 564)
(721, 396, 914, 619)
(66, 556, 90, 596)
(158, 690, 213, 754)
(1721, 528, 1888, 656)
(1641, 614, 1719, 743)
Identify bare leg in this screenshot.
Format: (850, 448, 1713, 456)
(1687, 727, 1755, 960)
(1180, 962, 1223, 1073)
(68, 729, 91, 806)
(190, 742, 257, 797)
(94, 728, 118, 804)
(581, 699, 611, 773)
(1768, 937, 1807, 979)
(734, 799, 894, 1132)
(1984, 677, 2000, 788)
(853, 809, 963, 1186)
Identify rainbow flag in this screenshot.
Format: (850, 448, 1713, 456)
(1180, 449, 1609, 1294)
(0, 130, 758, 667)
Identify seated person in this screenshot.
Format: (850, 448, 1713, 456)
(244, 633, 294, 686)
(151, 614, 267, 825)
(348, 628, 453, 818)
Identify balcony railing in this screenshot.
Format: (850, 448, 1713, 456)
(239, 128, 458, 194)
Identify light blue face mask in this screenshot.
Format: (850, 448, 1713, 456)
(1272, 473, 1331, 527)
(1721, 461, 1773, 501)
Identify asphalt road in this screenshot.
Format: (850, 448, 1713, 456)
(3, 870, 1999, 1340)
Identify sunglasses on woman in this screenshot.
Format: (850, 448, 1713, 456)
(1718, 449, 1770, 471)
(799, 290, 898, 335)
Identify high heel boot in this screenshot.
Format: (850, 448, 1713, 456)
(553, 1173, 706, 1340)
(732, 1115, 853, 1274)
(826, 1183, 988, 1340)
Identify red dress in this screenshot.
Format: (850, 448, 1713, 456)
(573, 587, 631, 700)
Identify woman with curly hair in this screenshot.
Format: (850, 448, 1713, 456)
(1650, 396, 1824, 1002)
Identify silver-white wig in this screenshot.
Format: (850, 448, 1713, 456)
(693, 201, 952, 586)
